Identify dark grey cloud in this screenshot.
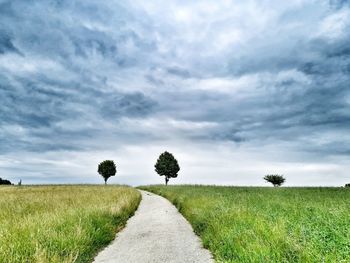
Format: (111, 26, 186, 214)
(330, 0, 350, 9)
(101, 92, 157, 118)
(0, 31, 19, 54)
(0, 0, 349, 185)
(166, 67, 192, 78)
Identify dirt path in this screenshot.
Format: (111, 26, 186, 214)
(93, 190, 213, 263)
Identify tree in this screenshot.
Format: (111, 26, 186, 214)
(264, 174, 285, 187)
(155, 151, 180, 185)
(345, 183, 350, 188)
(98, 160, 117, 185)
(0, 178, 12, 185)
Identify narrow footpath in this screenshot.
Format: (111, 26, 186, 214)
(94, 190, 213, 263)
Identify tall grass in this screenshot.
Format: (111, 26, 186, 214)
(140, 185, 350, 262)
(0, 185, 141, 263)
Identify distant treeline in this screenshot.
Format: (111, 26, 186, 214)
(0, 178, 12, 185)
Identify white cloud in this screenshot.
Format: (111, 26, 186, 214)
(316, 8, 350, 40)
(0, 54, 65, 74)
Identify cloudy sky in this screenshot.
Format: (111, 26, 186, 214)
(0, 0, 349, 186)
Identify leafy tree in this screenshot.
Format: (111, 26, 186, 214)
(264, 174, 285, 187)
(98, 160, 117, 185)
(155, 151, 180, 185)
(0, 178, 12, 185)
(345, 183, 350, 188)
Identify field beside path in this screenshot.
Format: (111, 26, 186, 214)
(140, 185, 350, 262)
(0, 185, 141, 263)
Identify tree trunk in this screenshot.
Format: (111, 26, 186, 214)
(165, 177, 169, 186)
(104, 178, 107, 185)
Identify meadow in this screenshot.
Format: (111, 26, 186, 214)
(0, 185, 141, 263)
(140, 185, 350, 262)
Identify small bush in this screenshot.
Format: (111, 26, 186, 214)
(264, 174, 285, 187)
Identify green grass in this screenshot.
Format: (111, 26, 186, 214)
(0, 185, 141, 263)
(140, 185, 350, 262)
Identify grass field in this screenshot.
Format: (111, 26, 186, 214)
(140, 185, 350, 262)
(0, 185, 141, 263)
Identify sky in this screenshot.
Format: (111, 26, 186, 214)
(0, 0, 350, 186)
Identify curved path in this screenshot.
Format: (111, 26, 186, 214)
(94, 190, 213, 263)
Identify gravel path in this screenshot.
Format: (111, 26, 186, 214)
(94, 190, 213, 263)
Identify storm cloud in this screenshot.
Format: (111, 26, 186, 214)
(0, 0, 349, 185)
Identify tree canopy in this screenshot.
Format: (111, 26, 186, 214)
(98, 160, 117, 185)
(0, 178, 12, 185)
(155, 151, 180, 185)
